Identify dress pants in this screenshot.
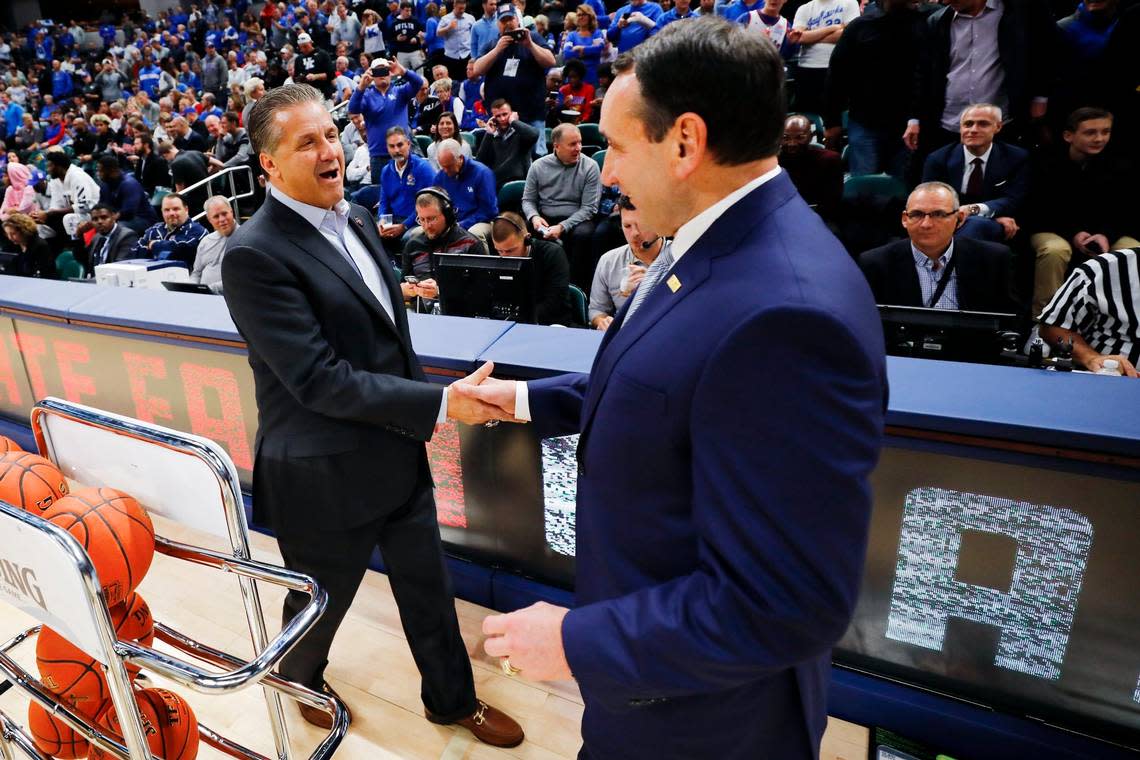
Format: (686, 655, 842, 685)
(276, 482, 477, 722)
(1031, 233, 1140, 317)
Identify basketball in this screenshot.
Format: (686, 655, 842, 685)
(35, 632, 109, 716)
(38, 592, 155, 685)
(0, 435, 21, 453)
(0, 451, 69, 513)
(28, 700, 100, 759)
(91, 688, 199, 760)
(39, 487, 155, 607)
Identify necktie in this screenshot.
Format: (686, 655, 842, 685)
(623, 242, 675, 326)
(966, 157, 984, 200)
(96, 234, 112, 266)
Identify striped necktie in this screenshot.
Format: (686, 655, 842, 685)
(623, 242, 674, 326)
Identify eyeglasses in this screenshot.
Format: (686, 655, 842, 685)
(904, 210, 957, 222)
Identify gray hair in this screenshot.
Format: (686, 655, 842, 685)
(909, 181, 960, 211)
(959, 103, 1003, 124)
(248, 83, 325, 156)
(243, 77, 264, 97)
(551, 122, 580, 146)
(436, 138, 462, 161)
(204, 194, 233, 213)
(433, 77, 452, 94)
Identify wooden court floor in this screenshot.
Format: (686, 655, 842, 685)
(0, 518, 869, 759)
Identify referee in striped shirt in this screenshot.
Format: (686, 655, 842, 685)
(1038, 246, 1140, 377)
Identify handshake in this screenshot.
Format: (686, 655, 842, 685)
(445, 361, 526, 426)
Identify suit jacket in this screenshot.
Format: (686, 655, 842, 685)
(222, 193, 442, 536)
(917, 1, 1056, 129)
(136, 153, 171, 195)
(527, 172, 888, 759)
(922, 140, 1030, 219)
(83, 225, 139, 273)
(858, 237, 1021, 315)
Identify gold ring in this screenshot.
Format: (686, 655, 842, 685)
(500, 657, 522, 677)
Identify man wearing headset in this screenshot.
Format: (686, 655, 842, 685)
(401, 186, 487, 305)
(488, 211, 574, 326)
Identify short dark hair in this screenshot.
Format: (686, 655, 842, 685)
(248, 83, 325, 155)
(97, 155, 120, 171)
(614, 17, 785, 164)
(162, 192, 187, 208)
(489, 98, 510, 111)
(91, 203, 117, 215)
(562, 59, 586, 80)
(385, 126, 409, 139)
(223, 110, 241, 126)
(1065, 106, 1113, 133)
(46, 152, 72, 169)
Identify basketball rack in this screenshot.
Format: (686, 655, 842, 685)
(0, 398, 349, 759)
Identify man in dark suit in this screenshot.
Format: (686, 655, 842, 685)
(81, 203, 138, 274)
(922, 103, 1030, 243)
(859, 181, 1021, 314)
(132, 135, 171, 197)
(220, 84, 524, 748)
(460, 20, 888, 759)
(906, 0, 1056, 154)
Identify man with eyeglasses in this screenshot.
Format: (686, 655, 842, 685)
(400, 186, 487, 306)
(858, 181, 1020, 314)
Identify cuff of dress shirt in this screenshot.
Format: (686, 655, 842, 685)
(977, 203, 992, 218)
(437, 385, 448, 424)
(515, 381, 532, 422)
(907, 118, 920, 127)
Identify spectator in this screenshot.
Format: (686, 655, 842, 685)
(922, 103, 1029, 244)
(823, 0, 922, 177)
(438, 0, 477, 81)
(907, 0, 1056, 154)
(779, 114, 842, 225)
(162, 141, 212, 217)
(378, 126, 439, 246)
(201, 42, 230, 105)
(1029, 107, 1138, 316)
(558, 59, 596, 122)
(422, 77, 465, 133)
(471, 0, 502, 59)
(424, 2, 447, 71)
(12, 114, 43, 157)
(295, 32, 336, 101)
(1053, 0, 1123, 127)
(426, 112, 471, 170)
(722, 0, 763, 22)
(738, 0, 800, 59)
(131, 192, 208, 265)
(392, 2, 428, 72)
(218, 110, 253, 167)
(562, 5, 606, 85)
(171, 115, 208, 152)
(401, 186, 487, 306)
(522, 122, 601, 287)
(474, 97, 538, 185)
(1, 213, 55, 278)
(607, 0, 664, 53)
(97, 154, 157, 234)
(349, 57, 425, 182)
(858, 182, 1020, 314)
(1, 92, 24, 140)
(36, 151, 101, 240)
(658, 0, 699, 29)
(242, 77, 265, 125)
(133, 135, 171, 196)
(95, 59, 127, 102)
(2, 163, 39, 221)
(791, 0, 860, 117)
(433, 138, 498, 239)
(458, 58, 485, 129)
(588, 195, 665, 330)
(329, 3, 364, 52)
(489, 211, 573, 325)
(82, 203, 139, 273)
(342, 111, 368, 157)
(471, 6, 557, 155)
(1038, 246, 1140, 377)
(191, 195, 239, 293)
(362, 9, 388, 57)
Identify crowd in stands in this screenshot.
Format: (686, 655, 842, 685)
(0, 0, 1138, 373)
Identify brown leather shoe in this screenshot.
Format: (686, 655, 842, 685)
(298, 681, 353, 730)
(426, 699, 524, 748)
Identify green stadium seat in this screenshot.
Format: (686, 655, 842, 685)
(459, 131, 476, 149)
(55, 251, 84, 280)
(497, 180, 526, 213)
(416, 134, 432, 154)
(842, 173, 907, 202)
(591, 149, 607, 170)
(577, 123, 605, 147)
(567, 283, 589, 327)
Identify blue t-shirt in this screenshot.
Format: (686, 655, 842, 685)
(606, 2, 663, 53)
(348, 70, 426, 157)
(138, 65, 163, 98)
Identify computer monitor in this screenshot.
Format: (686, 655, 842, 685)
(877, 305, 1022, 365)
(0, 252, 19, 274)
(435, 253, 536, 323)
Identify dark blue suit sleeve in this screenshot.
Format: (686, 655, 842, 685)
(561, 306, 885, 701)
(528, 372, 589, 440)
(983, 146, 1030, 219)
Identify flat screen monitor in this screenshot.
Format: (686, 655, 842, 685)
(435, 253, 535, 323)
(877, 305, 1021, 365)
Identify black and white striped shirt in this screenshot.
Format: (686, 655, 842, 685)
(1038, 247, 1140, 365)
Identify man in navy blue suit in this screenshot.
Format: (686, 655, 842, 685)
(456, 18, 887, 759)
(922, 103, 1030, 243)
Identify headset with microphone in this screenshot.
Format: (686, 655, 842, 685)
(415, 186, 456, 228)
(640, 235, 662, 251)
(492, 213, 532, 250)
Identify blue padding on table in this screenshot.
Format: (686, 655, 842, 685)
(68, 285, 240, 341)
(886, 356, 1140, 458)
(0, 418, 38, 453)
(0, 276, 102, 320)
(408, 312, 515, 373)
(479, 323, 603, 378)
(829, 666, 1135, 760)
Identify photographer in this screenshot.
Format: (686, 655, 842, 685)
(471, 5, 556, 156)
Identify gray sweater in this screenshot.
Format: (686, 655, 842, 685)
(521, 153, 601, 232)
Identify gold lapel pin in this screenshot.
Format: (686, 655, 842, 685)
(353, 217, 364, 227)
(666, 274, 682, 293)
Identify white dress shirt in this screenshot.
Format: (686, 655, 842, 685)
(270, 184, 449, 422)
(960, 144, 994, 218)
(514, 165, 784, 419)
